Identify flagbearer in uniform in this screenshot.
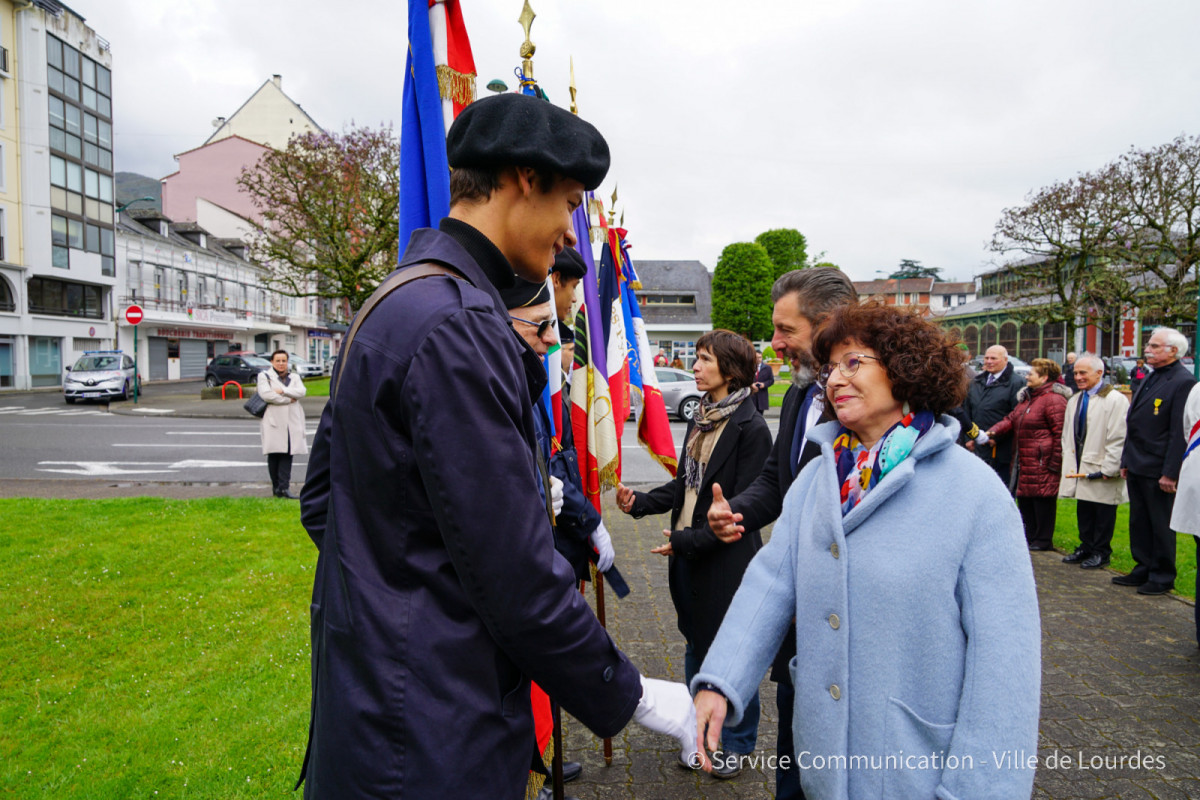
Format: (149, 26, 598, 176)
(297, 93, 694, 800)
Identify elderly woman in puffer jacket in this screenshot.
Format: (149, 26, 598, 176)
(987, 357, 1071, 550)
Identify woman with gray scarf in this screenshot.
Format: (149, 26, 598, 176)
(615, 329, 771, 777)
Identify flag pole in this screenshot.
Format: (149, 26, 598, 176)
(568, 58, 615, 771)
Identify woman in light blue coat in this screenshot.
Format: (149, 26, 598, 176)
(693, 303, 1041, 800)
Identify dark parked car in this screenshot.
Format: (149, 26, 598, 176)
(204, 354, 272, 387)
(654, 367, 703, 421)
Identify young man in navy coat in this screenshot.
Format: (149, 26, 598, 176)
(298, 94, 691, 799)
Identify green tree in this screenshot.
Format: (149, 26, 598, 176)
(238, 125, 400, 311)
(889, 259, 943, 280)
(711, 242, 774, 339)
(754, 228, 808, 280)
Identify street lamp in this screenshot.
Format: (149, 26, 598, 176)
(115, 196, 155, 214)
(486, 79, 508, 94)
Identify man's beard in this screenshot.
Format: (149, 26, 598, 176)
(790, 352, 818, 388)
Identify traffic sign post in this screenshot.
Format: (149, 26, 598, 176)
(125, 305, 143, 403)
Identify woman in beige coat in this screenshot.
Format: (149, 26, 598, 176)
(1059, 355, 1128, 569)
(257, 350, 307, 498)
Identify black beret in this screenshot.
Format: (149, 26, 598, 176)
(499, 277, 551, 310)
(558, 321, 575, 343)
(552, 247, 587, 281)
(447, 93, 610, 190)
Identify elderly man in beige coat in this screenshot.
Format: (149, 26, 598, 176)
(1060, 353, 1128, 569)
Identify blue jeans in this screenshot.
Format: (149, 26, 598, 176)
(686, 642, 760, 755)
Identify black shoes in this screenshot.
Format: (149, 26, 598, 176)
(1028, 545, 1053, 552)
(1136, 581, 1173, 596)
(562, 761, 582, 783)
(1062, 549, 1088, 564)
(1112, 574, 1146, 586)
(1079, 554, 1109, 569)
(275, 490, 299, 499)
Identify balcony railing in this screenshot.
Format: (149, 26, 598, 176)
(120, 295, 251, 319)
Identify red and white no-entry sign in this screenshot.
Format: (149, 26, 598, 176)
(125, 305, 144, 325)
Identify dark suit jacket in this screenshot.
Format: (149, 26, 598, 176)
(628, 396, 771, 659)
(1123, 358, 1197, 480)
(753, 363, 775, 412)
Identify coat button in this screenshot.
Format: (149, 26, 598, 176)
(828, 614, 840, 630)
(829, 684, 841, 700)
(830, 543, 839, 559)
(603, 666, 614, 683)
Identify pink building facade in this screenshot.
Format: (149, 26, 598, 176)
(160, 135, 269, 226)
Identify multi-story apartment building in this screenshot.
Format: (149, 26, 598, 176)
(116, 209, 293, 379)
(0, 2, 114, 390)
(0, 0, 21, 388)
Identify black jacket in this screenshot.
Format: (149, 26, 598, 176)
(963, 363, 1026, 465)
(1122, 358, 1197, 480)
(628, 396, 771, 659)
(297, 223, 641, 799)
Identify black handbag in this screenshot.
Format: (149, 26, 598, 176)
(244, 391, 268, 418)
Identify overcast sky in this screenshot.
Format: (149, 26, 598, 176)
(85, 0, 1200, 282)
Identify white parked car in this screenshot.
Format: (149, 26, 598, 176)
(289, 353, 324, 379)
(63, 350, 139, 403)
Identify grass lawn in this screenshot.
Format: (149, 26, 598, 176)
(302, 377, 329, 397)
(0, 498, 314, 799)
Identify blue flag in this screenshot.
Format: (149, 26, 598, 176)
(399, 0, 451, 249)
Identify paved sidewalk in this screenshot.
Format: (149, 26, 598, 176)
(561, 491, 1199, 800)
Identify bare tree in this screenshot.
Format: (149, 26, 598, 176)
(239, 126, 400, 311)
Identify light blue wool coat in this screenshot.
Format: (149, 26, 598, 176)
(694, 417, 1041, 800)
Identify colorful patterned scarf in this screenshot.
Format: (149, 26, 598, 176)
(832, 410, 936, 515)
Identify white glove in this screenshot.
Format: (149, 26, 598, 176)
(975, 431, 990, 446)
(633, 676, 700, 768)
(549, 476, 564, 518)
(590, 521, 615, 572)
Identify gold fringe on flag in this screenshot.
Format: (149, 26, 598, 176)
(524, 736, 554, 799)
(435, 64, 477, 107)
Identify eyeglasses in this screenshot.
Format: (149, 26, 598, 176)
(510, 315, 555, 338)
(817, 353, 883, 387)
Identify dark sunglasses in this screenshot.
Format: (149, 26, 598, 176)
(510, 315, 555, 338)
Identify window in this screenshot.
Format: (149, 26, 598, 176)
(47, 36, 115, 276)
(958, 294, 967, 304)
(0, 275, 14, 312)
(942, 295, 951, 307)
(27, 277, 103, 319)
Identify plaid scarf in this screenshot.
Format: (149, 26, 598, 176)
(832, 410, 935, 515)
(683, 387, 751, 491)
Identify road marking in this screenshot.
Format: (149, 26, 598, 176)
(37, 459, 309, 476)
(128, 408, 175, 414)
(165, 431, 259, 436)
(0, 406, 25, 412)
(112, 443, 262, 448)
(17, 408, 73, 415)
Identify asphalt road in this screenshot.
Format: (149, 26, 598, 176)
(0, 386, 779, 490)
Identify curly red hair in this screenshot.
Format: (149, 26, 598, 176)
(812, 302, 968, 415)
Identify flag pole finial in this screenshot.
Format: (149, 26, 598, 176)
(518, 1, 537, 84)
(609, 185, 618, 226)
(569, 57, 578, 115)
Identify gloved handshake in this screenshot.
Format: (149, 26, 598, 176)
(632, 676, 701, 769)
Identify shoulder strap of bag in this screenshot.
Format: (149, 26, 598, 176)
(332, 263, 464, 400)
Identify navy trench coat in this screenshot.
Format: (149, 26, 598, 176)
(298, 225, 641, 798)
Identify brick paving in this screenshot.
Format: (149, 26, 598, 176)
(562, 489, 1200, 800)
